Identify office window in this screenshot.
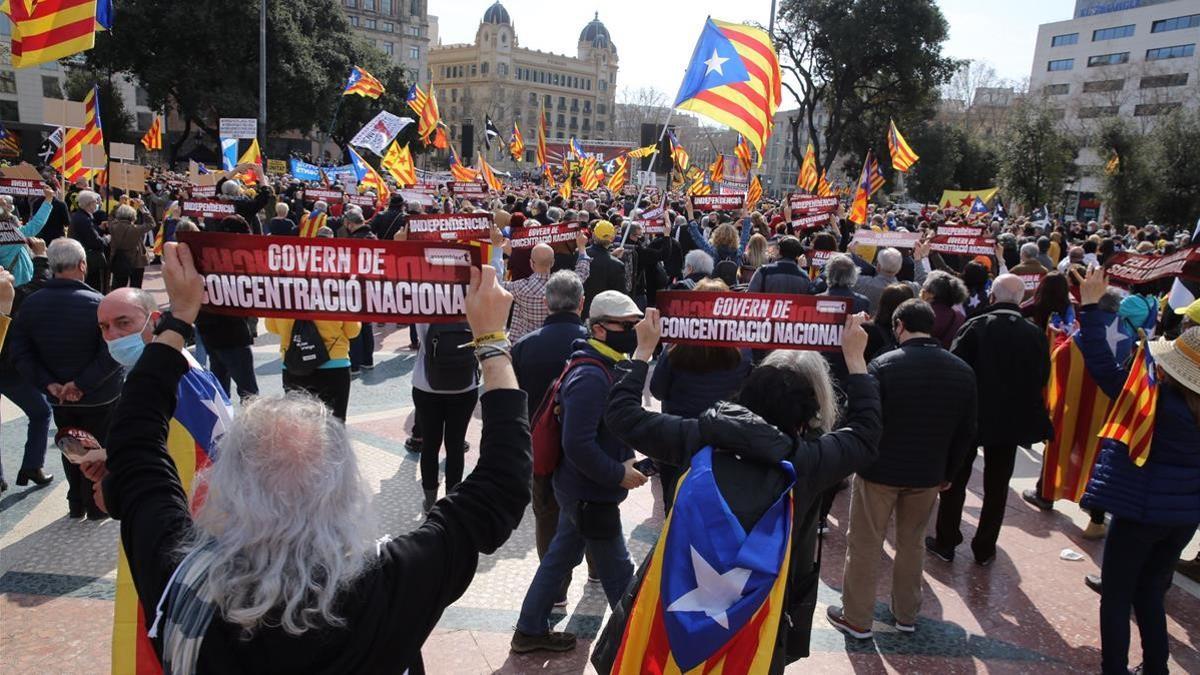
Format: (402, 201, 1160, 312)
(1082, 78, 1124, 92)
(1151, 14, 1200, 33)
(0, 70, 15, 94)
(349, 16, 358, 26)
(1092, 25, 1135, 41)
(363, 0, 375, 10)
(600, 79, 608, 91)
(556, 114, 565, 126)
(544, 94, 551, 107)
(1077, 105, 1120, 118)
(1087, 52, 1129, 66)
(1047, 58, 1074, 71)
(382, 22, 393, 31)
(0, 100, 17, 122)
(529, 93, 537, 104)
(381, 41, 393, 55)
(345, 0, 356, 6)
(1140, 72, 1189, 88)
(1051, 33, 1078, 47)
(555, 132, 564, 139)
(410, 0, 421, 15)
(470, 64, 476, 76)
(408, 46, 419, 60)
(481, 62, 488, 75)
(1146, 44, 1195, 60)
(1134, 102, 1182, 116)
(597, 121, 604, 132)
(597, 103, 607, 114)
(1043, 83, 1070, 95)
(405, 24, 418, 36)
(41, 75, 60, 98)
(498, 63, 508, 76)
(380, 0, 392, 14)
(365, 18, 376, 29)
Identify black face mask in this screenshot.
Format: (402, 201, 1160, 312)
(602, 329, 638, 355)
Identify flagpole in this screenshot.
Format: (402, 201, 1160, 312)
(622, 105, 675, 242)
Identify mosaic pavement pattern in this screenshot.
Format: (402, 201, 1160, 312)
(1, 269, 1197, 674)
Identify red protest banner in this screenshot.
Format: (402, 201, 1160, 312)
(178, 232, 479, 323)
(190, 185, 217, 198)
(0, 178, 43, 197)
(930, 235, 996, 256)
(808, 249, 836, 269)
(181, 199, 236, 219)
(509, 223, 581, 249)
(633, 218, 668, 236)
(656, 291, 848, 351)
(792, 212, 833, 232)
(449, 181, 488, 198)
(1105, 245, 1200, 286)
(405, 213, 493, 242)
(303, 188, 344, 202)
(691, 194, 744, 212)
(788, 195, 838, 215)
(0, 221, 27, 246)
(346, 193, 376, 207)
(1017, 273, 1045, 292)
(851, 230, 921, 249)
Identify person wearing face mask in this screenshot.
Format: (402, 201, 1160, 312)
(8, 238, 123, 519)
(511, 290, 650, 655)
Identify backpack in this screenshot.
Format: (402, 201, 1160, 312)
(423, 322, 478, 391)
(532, 356, 612, 477)
(284, 320, 330, 376)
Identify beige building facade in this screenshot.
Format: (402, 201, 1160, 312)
(426, 2, 618, 166)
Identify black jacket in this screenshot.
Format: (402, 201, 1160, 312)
(950, 303, 1053, 447)
(511, 312, 588, 417)
(30, 197, 70, 242)
(103, 343, 531, 674)
(70, 208, 106, 252)
(0, 255, 50, 376)
(593, 360, 881, 672)
(8, 277, 123, 406)
(861, 337, 978, 488)
(582, 243, 627, 316)
(369, 207, 407, 240)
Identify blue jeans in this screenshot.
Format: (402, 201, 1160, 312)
(0, 369, 52, 480)
(350, 322, 374, 369)
(516, 491, 633, 635)
(207, 346, 259, 399)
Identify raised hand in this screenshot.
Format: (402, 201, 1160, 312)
(161, 242, 204, 323)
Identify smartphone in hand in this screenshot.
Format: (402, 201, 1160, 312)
(631, 457, 659, 477)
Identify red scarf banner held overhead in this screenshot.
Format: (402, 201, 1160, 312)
(929, 235, 996, 256)
(178, 232, 479, 324)
(655, 291, 848, 351)
(1104, 245, 1200, 286)
(508, 223, 582, 249)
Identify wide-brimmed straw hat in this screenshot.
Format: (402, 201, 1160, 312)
(1149, 327, 1200, 396)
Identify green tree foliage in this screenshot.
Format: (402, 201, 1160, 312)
(1096, 118, 1154, 227)
(997, 101, 1078, 210)
(774, 0, 961, 182)
(904, 123, 999, 203)
(1146, 109, 1200, 227)
(85, 0, 407, 164)
(62, 68, 135, 144)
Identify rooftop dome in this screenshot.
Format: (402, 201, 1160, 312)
(579, 12, 611, 47)
(482, 1, 511, 25)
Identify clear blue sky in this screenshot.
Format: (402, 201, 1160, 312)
(433, 0, 1070, 102)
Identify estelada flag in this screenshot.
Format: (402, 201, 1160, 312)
(734, 134, 753, 173)
(382, 140, 416, 187)
(343, 65, 385, 99)
(477, 151, 504, 192)
(708, 154, 725, 185)
(111, 354, 232, 675)
(887, 120, 919, 173)
(609, 447, 793, 673)
(1098, 335, 1160, 467)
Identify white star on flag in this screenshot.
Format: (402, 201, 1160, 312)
(200, 389, 234, 443)
(666, 546, 752, 630)
(704, 49, 729, 76)
(1104, 315, 1131, 358)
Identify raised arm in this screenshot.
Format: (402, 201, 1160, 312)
(19, 190, 53, 237)
(1074, 267, 1128, 398)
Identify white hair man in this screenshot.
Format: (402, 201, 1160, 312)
(69, 189, 110, 291)
(672, 249, 714, 289)
(8, 238, 123, 518)
(927, 273, 1054, 565)
(853, 244, 931, 315)
(1009, 241, 1050, 300)
(101, 244, 531, 673)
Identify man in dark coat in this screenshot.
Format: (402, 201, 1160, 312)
(928, 274, 1052, 564)
(581, 221, 627, 317)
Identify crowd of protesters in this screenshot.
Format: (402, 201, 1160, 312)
(0, 157, 1197, 675)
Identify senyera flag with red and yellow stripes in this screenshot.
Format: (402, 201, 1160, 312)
(673, 18, 781, 167)
(608, 447, 794, 674)
(1098, 335, 1160, 467)
(1040, 328, 1113, 501)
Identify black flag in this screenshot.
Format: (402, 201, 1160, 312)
(484, 115, 500, 150)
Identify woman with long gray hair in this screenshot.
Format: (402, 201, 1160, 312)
(101, 244, 531, 674)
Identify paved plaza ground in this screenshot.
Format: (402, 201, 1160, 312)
(1, 268, 1197, 673)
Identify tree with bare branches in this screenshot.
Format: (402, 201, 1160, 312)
(773, 0, 960, 180)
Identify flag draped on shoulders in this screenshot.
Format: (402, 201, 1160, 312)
(673, 18, 781, 166)
(299, 210, 328, 238)
(610, 448, 794, 674)
(112, 356, 231, 675)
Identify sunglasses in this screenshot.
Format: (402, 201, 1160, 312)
(603, 320, 638, 332)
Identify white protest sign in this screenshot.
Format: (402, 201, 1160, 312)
(350, 111, 413, 156)
(219, 118, 258, 139)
